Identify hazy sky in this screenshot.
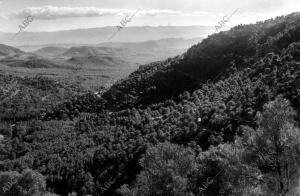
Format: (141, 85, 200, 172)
(0, 0, 299, 32)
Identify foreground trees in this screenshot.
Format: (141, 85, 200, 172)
(119, 97, 300, 196)
(242, 97, 300, 195)
(0, 169, 57, 196)
(118, 142, 198, 196)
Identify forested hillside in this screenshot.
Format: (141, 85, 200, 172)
(0, 12, 300, 196)
(104, 12, 300, 110)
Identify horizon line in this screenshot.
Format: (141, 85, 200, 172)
(0, 25, 215, 34)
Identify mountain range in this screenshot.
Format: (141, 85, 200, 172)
(0, 37, 203, 88)
(0, 26, 213, 46)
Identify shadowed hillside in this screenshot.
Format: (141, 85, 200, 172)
(104, 12, 300, 109)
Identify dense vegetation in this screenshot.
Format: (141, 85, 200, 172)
(0, 12, 300, 196)
(104, 12, 300, 110)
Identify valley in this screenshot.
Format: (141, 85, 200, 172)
(0, 37, 203, 89)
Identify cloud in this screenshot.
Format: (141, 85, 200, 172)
(139, 9, 181, 16)
(139, 10, 211, 17)
(11, 6, 123, 20)
(9, 6, 213, 20)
